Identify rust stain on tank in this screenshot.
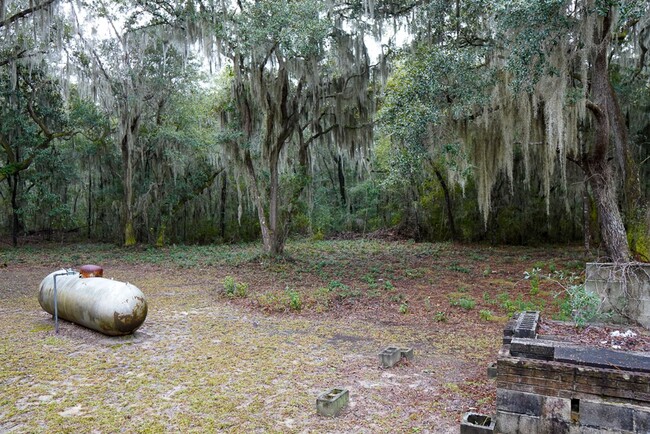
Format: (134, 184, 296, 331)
(113, 298, 147, 333)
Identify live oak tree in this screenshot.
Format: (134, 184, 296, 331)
(382, 0, 650, 262)
(133, 0, 382, 255)
(0, 1, 75, 245)
(70, 1, 215, 246)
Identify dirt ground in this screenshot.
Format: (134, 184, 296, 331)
(0, 240, 606, 433)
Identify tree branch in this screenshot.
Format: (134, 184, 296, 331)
(0, 0, 57, 30)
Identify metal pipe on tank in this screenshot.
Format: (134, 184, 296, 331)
(52, 269, 77, 334)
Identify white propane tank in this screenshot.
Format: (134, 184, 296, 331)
(38, 268, 147, 336)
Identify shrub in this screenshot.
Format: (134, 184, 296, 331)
(222, 276, 248, 298)
(558, 284, 607, 328)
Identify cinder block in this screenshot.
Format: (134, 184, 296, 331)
(487, 362, 497, 379)
(495, 411, 530, 434)
(495, 411, 518, 434)
(316, 388, 349, 417)
(400, 347, 414, 361)
(497, 389, 542, 416)
(503, 313, 520, 344)
(514, 311, 540, 338)
(517, 414, 541, 434)
(460, 412, 495, 433)
(580, 400, 633, 432)
(378, 346, 401, 368)
(496, 412, 542, 434)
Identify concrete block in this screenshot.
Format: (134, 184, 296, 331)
(514, 311, 540, 338)
(542, 396, 571, 421)
(634, 407, 650, 433)
(580, 400, 633, 432)
(517, 414, 541, 434)
(503, 313, 520, 344)
(378, 346, 401, 368)
(495, 411, 520, 434)
(400, 347, 414, 361)
(460, 412, 495, 434)
(487, 362, 497, 379)
(509, 338, 555, 360)
(316, 388, 349, 417)
(586, 262, 650, 328)
(495, 411, 541, 434)
(554, 346, 650, 374)
(497, 389, 542, 416)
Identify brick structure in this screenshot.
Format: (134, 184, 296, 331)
(495, 313, 650, 433)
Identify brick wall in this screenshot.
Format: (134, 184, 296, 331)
(495, 314, 650, 433)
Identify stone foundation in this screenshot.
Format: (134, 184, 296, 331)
(494, 312, 650, 433)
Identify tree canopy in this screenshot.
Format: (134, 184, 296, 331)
(1, 0, 648, 261)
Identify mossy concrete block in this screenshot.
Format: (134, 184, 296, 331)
(580, 400, 634, 432)
(379, 346, 401, 368)
(316, 388, 349, 417)
(461, 412, 495, 433)
(497, 389, 542, 417)
(487, 361, 497, 379)
(509, 338, 555, 360)
(400, 347, 414, 361)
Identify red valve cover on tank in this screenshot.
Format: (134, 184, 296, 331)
(79, 264, 103, 278)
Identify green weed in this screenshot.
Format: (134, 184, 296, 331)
(479, 309, 494, 321)
(449, 294, 476, 310)
(556, 284, 608, 328)
(222, 276, 248, 298)
(447, 262, 470, 273)
(433, 311, 448, 322)
(285, 287, 302, 311)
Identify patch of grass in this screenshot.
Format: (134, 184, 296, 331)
(433, 311, 448, 322)
(328, 280, 361, 301)
(448, 293, 476, 310)
(457, 298, 476, 310)
(497, 292, 544, 314)
(29, 324, 52, 333)
(309, 287, 332, 312)
(479, 309, 494, 321)
(447, 262, 470, 273)
(404, 268, 426, 279)
(469, 252, 487, 261)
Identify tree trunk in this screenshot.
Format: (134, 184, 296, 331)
(120, 113, 140, 247)
(243, 150, 273, 253)
(9, 173, 21, 247)
(220, 171, 227, 238)
(434, 168, 458, 241)
(87, 167, 92, 239)
(585, 160, 629, 261)
(335, 154, 347, 208)
(584, 11, 631, 262)
(582, 173, 591, 255)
